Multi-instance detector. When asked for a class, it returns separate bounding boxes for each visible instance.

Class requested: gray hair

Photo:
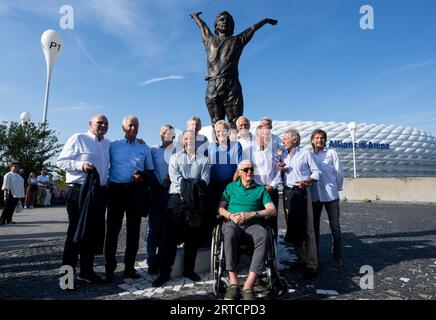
[238,160,253,170]
[187,116,201,125]
[214,120,230,131]
[236,116,250,126]
[260,116,273,128]
[122,115,139,126]
[160,124,175,138]
[283,129,301,146]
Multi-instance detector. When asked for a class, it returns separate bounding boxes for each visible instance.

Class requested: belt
[108,182,137,188]
[67,183,81,188]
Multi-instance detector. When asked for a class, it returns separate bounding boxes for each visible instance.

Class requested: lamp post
[20,112,32,124]
[41,29,63,124]
[348,121,358,178]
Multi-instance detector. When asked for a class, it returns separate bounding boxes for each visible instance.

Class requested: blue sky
[0,0,435,146]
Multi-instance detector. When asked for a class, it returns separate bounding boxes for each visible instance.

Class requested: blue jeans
[313,199,342,261]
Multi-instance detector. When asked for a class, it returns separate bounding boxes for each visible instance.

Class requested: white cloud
[0,84,14,92]
[140,75,186,86]
[74,35,105,74]
[52,102,103,112]
[381,58,436,77]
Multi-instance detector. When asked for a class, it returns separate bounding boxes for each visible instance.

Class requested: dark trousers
[62,186,95,274]
[266,188,279,236]
[0,194,19,224]
[105,183,144,273]
[283,187,307,247]
[157,194,201,277]
[147,186,169,269]
[313,200,342,261]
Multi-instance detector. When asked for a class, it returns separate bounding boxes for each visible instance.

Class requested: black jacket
[177,178,208,228]
[73,168,106,254]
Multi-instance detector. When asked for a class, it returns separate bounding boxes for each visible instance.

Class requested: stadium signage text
[329,140,390,150]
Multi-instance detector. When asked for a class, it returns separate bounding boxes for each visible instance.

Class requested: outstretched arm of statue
[189,11,213,41]
[241,18,278,44]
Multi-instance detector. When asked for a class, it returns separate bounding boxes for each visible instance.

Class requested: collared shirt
[2,172,25,198]
[280,146,321,188]
[151,142,177,185]
[250,143,282,189]
[56,130,111,186]
[221,180,272,215]
[108,138,154,183]
[37,175,49,187]
[168,150,210,194]
[237,132,256,161]
[310,148,344,202]
[208,140,242,182]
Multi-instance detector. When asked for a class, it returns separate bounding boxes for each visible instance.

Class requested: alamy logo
[59,265,74,290]
[359,265,374,289]
[59,5,74,30]
[360,5,375,30]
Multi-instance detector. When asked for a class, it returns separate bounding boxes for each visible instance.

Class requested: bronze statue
[190,11,278,129]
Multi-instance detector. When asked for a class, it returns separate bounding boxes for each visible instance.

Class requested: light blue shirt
[168,150,210,194]
[108,138,154,183]
[151,143,177,185]
[280,146,321,188]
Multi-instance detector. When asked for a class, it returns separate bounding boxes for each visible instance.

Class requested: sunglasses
[240,167,254,173]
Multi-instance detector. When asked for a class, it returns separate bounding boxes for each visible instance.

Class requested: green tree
[0,121,63,179]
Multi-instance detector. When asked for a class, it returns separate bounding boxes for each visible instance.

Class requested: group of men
[56,113,344,300]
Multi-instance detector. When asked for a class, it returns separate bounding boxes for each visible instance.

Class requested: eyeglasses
[240,167,254,173]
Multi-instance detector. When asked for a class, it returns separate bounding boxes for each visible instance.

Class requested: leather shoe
[148,265,159,275]
[303,268,317,280]
[183,272,201,282]
[77,272,105,284]
[105,272,115,283]
[123,269,141,279]
[152,275,170,287]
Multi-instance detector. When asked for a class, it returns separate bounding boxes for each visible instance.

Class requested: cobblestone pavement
[0,202,435,300]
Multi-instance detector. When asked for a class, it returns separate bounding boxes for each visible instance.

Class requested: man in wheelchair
[218,160,277,300]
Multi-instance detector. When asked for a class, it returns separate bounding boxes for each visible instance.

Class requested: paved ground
[0,201,435,300]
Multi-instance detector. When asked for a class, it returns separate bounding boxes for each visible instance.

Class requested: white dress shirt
[56,131,111,186]
[237,132,256,161]
[251,144,281,189]
[168,151,210,194]
[2,172,25,198]
[310,148,344,202]
[281,146,321,188]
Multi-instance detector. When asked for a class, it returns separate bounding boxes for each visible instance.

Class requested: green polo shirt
[221,180,272,214]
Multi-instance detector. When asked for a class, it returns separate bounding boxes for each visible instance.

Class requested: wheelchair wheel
[210,223,228,298]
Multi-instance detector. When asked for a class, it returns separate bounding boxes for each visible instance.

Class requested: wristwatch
[255,211,261,217]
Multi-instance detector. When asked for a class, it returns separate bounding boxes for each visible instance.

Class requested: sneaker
[77,272,105,284]
[224,284,240,300]
[331,259,343,270]
[183,271,201,282]
[152,275,170,287]
[241,289,255,301]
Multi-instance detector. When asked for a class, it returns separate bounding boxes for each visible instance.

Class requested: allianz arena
[202,120,436,178]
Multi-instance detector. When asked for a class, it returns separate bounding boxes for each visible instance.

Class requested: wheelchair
[210,216,288,300]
